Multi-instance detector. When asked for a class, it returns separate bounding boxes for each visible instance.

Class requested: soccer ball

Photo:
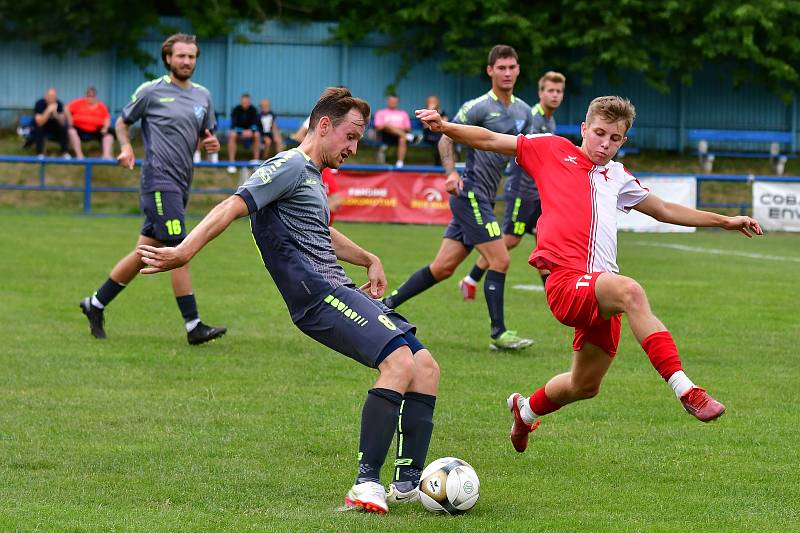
[418,457,480,514]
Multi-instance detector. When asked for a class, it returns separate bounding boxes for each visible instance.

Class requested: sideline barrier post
[83,161,93,215]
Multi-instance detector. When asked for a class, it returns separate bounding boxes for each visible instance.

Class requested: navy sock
[176,294,199,323]
[356,388,403,484]
[468,264,486,283]
[384,266,437,309]
[95,278,126,307]
[394,392,436,484]
[485,270,506,338]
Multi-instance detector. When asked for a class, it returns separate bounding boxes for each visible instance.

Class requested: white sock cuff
[185,318,201,332]
[520,396,537,424]
[91,294,104,309]
[668,370,694,398]
[464,276,477,285]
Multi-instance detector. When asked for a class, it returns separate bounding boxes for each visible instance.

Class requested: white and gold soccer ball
[418,457,480,514]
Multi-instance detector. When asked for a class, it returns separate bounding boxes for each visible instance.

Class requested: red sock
[641,331,683,381]
[529,387,561,416]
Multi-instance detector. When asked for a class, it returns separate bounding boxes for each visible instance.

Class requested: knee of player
[488,255,510,272]
[574,381,601,400]
[381,348,416,383]
[430,263,455,280]
[619,278,648,310]
[414,350,440,385]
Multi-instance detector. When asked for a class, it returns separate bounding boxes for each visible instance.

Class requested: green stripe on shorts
[154,191,163,216]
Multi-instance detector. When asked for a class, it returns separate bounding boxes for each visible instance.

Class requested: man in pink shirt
[374,94,412,167]
[416,96,763,452]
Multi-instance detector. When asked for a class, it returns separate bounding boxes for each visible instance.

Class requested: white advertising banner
[618,176,697,233]
[753,181,800,232]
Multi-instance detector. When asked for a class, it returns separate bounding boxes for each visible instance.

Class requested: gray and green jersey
[122,75,216,195]
[234,148,353,322]
[452,90,533,201]
[506,103,556,198]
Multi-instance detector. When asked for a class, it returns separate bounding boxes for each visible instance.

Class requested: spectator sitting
[374,94,413,168]
[421,95,448,166]
[226,93,261,173]
[33,87,70,158]
[258,98,285,158]
[66,86,114,160]
[291,116,310,144]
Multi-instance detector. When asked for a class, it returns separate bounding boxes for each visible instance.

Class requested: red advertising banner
[334,171,452,224]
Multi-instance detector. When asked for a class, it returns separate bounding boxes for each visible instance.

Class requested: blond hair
[585,96,636,133]
[538,71,566,91]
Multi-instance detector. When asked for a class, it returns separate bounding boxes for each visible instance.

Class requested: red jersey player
[416,96,763,452]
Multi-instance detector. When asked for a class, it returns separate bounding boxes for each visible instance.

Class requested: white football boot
[343,481,388,514]
[386,481,420,504]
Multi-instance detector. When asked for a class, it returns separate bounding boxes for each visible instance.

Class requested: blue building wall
[1,19,797,152]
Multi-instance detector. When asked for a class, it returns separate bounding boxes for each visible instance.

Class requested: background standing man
[79,33,226,345]
[460,71,566,298]
[384,45,534,351]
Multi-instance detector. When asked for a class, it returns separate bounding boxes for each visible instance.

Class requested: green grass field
[1,211,799,531]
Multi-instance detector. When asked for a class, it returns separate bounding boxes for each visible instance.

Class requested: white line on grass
[513,284,545,292]
[634,242,800,263]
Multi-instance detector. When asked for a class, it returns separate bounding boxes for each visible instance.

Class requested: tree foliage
[2,0,799,99]
[328,0,800,99]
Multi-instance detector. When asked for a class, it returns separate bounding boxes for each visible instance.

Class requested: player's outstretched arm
[634,194,763,237]
[138,195,249,273]
[330,227,387,298]
[415,109,517,156]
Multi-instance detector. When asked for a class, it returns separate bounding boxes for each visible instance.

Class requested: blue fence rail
[2,155,800,216]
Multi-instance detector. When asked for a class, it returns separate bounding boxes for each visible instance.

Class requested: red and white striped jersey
[515,134,649,273]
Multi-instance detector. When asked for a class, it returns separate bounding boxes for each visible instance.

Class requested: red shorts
[545,267,621,357]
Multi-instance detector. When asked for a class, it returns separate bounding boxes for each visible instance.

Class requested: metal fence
[2,155,799,216]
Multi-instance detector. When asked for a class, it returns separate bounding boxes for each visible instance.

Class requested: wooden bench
[687,129,795,175]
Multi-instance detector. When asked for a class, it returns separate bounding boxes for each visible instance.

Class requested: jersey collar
[488,90,516,104]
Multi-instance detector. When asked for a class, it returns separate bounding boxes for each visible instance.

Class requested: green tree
[2,0,799,98]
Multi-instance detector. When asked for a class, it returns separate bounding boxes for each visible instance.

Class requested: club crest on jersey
[564,156,578,165]
[516,119,526,132]
[193,105,206,121]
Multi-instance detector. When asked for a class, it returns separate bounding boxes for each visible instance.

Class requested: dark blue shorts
[296,285,422,369]
[443,191,501,247]
[502,194,542,236]
[140,191,187,244]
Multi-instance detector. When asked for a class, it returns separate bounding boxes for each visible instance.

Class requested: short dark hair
[241,93,251,99]
[308,87,371,132]
[161,33,199,70]
[487,44,518,66]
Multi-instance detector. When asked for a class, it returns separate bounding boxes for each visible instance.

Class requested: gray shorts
[140,191,187,244]
[443,191,501,247]
[502,194,542,237]
[296,285,419,369]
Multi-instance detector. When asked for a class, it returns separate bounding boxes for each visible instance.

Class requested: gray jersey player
[79,33,226,345]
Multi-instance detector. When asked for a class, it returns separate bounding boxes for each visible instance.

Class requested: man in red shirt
[66,86,114,159]
[416,96,762,452]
